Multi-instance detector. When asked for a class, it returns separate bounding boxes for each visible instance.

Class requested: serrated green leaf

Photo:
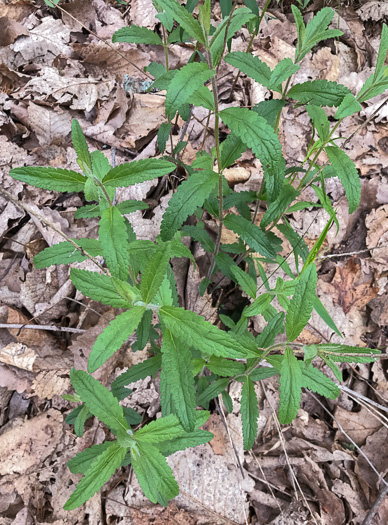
[99,206,130,280]
[269,58,300,91]
[313,295,342,337]
[165,63,213,117]
[68,442,114,475]
[248,366,279,381]
[221,390,233,413]
[276,221,309,264]
[191,85,215,111]
[158,123,172,153]
[197,377,230,406]
[69,269,131,308]
[91,150,111,180]
[288,80,350,107]
[157,429,214,456]
[111,354,162,400]
[116,200,148,214]
[286,264,317,341]
[224,51,271,88]
[206,356,245,376]
[74,204,101,219]
[161,330,196,432]
[102,159,175,188]
[252,99,286,129]
[161,170,218,241]
[299,362,340,399]
[131,442,179,504]
[159,306,253,359]
[70,369,128,433]
[74,404,91,437]
[325,146,361,214]
[256,312,285,348]
[9,166,86,192]
[220,133,246,170]
[135,414,186,444]
[220,107,285,200]
[141,243,171,303]
[34,239,101,269]
[224,214,282,259]
[321,355,342,382]
[306,104,330,141]
[112,25,163,45]
[373,23,388,82]
[315,344,380,363]
[261,185,299,228]
[241,376,258,450]
[278,347,302,424]
[64,443,126,510]
[231,265,257,299]
[210,8,255,66]
[335,93,362,120]
[72,119,92,172]
[88,307,145,373]
[244,293,272,317]
[157,0,205,43]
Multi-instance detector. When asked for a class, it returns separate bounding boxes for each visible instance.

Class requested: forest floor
[1,0,388,524]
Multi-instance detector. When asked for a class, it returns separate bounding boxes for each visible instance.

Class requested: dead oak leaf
[329,257,378,314]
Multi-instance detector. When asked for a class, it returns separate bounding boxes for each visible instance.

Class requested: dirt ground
[1,1,388,524]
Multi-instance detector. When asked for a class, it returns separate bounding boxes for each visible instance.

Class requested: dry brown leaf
[130,0,158,28]
[31,370,71,400]
[0,16,29,47]
[365,204,388,264]
[27,102,72,147]
[358,1,388,21]
[334,405,382,446]
[0,409,63,476]
[0,342,37,372]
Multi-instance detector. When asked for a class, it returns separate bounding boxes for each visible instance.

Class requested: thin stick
[308,392,388,489]
[0,323,85,334]
[316,243,388,260]
[362,478,388,525]
[55,3,152,79]
[0,187,108,275]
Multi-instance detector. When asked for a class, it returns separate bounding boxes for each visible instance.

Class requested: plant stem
[94,177,113,207]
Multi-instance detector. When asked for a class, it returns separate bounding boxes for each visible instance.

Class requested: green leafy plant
[8,0,388,511]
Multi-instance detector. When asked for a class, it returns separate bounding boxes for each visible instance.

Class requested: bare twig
[215,395,245,479]
[362,478,388,525]
[316,243,388,261]
[0,187,108,275]
[0,323,85,334]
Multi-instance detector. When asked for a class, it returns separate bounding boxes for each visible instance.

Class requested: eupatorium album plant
[9,0,388,510]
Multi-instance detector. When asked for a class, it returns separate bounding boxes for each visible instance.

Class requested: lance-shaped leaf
[299,362,340,399]
[256,311,285,348]
[224,214,282,259]
[220,133,246,170]
[99,206,130,280]
[313,343,380,363]
[224,51,271,88]
[288,80,350,107]
[64,443,127,510]
[244,293,272,317]
[135,414,186,444]
[278,347,302,424]
[161,330,196,432]
[113,25,163,45]
[131,442,179,504]
[268,58,300,91]
[70,269,133,308]
[160,170,218,241]
[71,119,92,172]
[231,265,257,299]
[102,159,175,188]
[157,429,214,456]
[111,354,161,400]
[157,0,206,44]
[70,369,128,433]
[335,93,362,120]
[88,306,145,373]
[206,356,245,377]
[220,107,285,200]
[197,378,230,406]
[9,166,86,192]
[325,146,361,214]
[141,243,171,303]
[286,264,317,342]
[34,239,102,268]
[67,442,115,475]
[165,62,213,116]
[241,376,259,450]
[159,306,255,359]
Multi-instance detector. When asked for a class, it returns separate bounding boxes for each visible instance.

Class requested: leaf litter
[1,0,388,523]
